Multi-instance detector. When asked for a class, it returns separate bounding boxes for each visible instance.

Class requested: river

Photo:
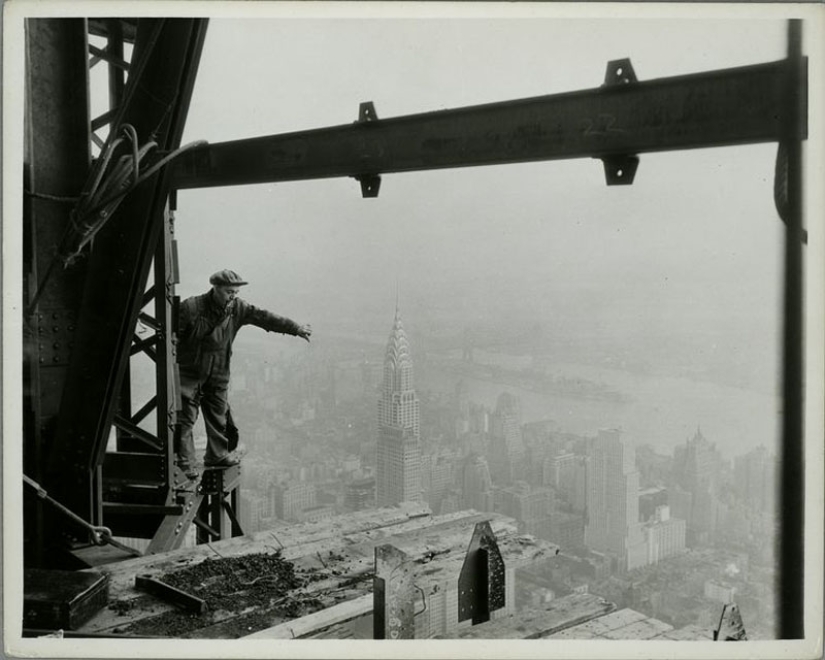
[418,350,781,459]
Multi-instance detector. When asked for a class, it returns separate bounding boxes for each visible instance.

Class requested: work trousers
[175,369,232,468]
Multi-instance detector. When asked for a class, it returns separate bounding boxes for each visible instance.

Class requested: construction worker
[175,269,311,479]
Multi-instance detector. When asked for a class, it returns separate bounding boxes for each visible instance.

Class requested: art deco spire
[382,306,414,394]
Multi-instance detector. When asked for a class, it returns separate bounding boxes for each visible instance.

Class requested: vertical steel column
[102,21,135,455]
[778,19,805,640]
[225,487,243,537]
[106,19,124,112]
[195,492,224,544]
[47,18,207,530]
[23,18,91,563]
[154,203,180,504]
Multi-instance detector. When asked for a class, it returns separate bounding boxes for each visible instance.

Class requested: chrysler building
[376,306,422,506]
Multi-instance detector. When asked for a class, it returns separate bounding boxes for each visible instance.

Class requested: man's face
[213,285,241,309]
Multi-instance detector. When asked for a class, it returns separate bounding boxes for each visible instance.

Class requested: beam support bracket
[458,520,505,625]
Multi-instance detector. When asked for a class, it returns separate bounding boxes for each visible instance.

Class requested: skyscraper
[734,445,777,515]
[673,428,723,544]
[376,307,422,506]
[585,428,647,572]
[460,452,494,512]
[488,392,526,485]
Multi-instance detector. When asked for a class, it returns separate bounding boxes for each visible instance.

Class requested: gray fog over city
[157,16,786,637]
[175,19,784,451]
[11,6,822,652]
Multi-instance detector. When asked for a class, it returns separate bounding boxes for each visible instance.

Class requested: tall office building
[376,307,422,506]
[734,445,777,515]
[545,450,587,511]
[673,428,723,543]
[585,428,647,572]
[460,452,495,512]
[673,427,721,492]
[488,392,526,485]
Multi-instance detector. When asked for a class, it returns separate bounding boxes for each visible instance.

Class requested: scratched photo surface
[5,4,823,659]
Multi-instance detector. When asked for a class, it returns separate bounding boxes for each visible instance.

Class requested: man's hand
[297,323,312,342]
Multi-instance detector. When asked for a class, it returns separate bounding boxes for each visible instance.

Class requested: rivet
[53,326,59,332]
[52,313,59,320]
[53,342,60,349]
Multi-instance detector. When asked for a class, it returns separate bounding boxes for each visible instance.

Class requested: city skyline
[226,311,782,636]
[6,4,821,652]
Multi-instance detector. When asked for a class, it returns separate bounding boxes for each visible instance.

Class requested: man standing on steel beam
[175,269,311,479]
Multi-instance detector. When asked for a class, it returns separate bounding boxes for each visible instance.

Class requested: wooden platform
[78,504,559,638]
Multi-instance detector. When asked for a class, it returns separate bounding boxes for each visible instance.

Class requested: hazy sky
[168,15,791,394]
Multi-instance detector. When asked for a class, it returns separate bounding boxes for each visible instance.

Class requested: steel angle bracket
[358,101,379,123]
[354,102,382,197]
[604,58,638,87]
[600,58,640,186]
[373,544,415,639]
[601,154,640,185]
[458,521,506,625]
[356,174,381,198]
[714,602,748,641]
[145,487,204,554]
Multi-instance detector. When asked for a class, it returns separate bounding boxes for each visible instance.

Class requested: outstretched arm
[238,300,311,341]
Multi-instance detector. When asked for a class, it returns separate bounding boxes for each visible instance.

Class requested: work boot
[176,457,200,481]
[204,454,241,469]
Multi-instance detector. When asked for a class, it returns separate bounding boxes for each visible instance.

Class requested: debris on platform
[112,550,324,638]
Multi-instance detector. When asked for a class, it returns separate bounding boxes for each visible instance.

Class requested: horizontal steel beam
[171,58,806,191]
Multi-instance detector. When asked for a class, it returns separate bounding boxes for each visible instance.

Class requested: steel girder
[45,18,209,533]
[23,18,92,564]
[170,58,806,192]
[778,20,805,640]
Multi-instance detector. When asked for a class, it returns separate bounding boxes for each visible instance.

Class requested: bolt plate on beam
[357,174,381,198]
[601,154,639,185]
[714,603,748,641]
[458,521,505,625]
[373,544,415,639]
[604,58,638,86]
[358,101,378,123]
[33,308,78,366]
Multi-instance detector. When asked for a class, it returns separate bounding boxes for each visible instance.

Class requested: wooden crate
[24,569,109,630]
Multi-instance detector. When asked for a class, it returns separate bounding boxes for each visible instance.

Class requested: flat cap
[209,269,248,287]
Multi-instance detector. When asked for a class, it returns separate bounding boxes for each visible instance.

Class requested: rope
[23,474,142,557]
[24,122,207,318]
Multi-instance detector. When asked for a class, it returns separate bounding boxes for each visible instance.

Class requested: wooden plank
[78,508,556,637]
[244,594,373,639]
[79,505,439,632]
[454,593,616,639]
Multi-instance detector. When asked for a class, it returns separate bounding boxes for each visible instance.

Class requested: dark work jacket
[177,290,300,382]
